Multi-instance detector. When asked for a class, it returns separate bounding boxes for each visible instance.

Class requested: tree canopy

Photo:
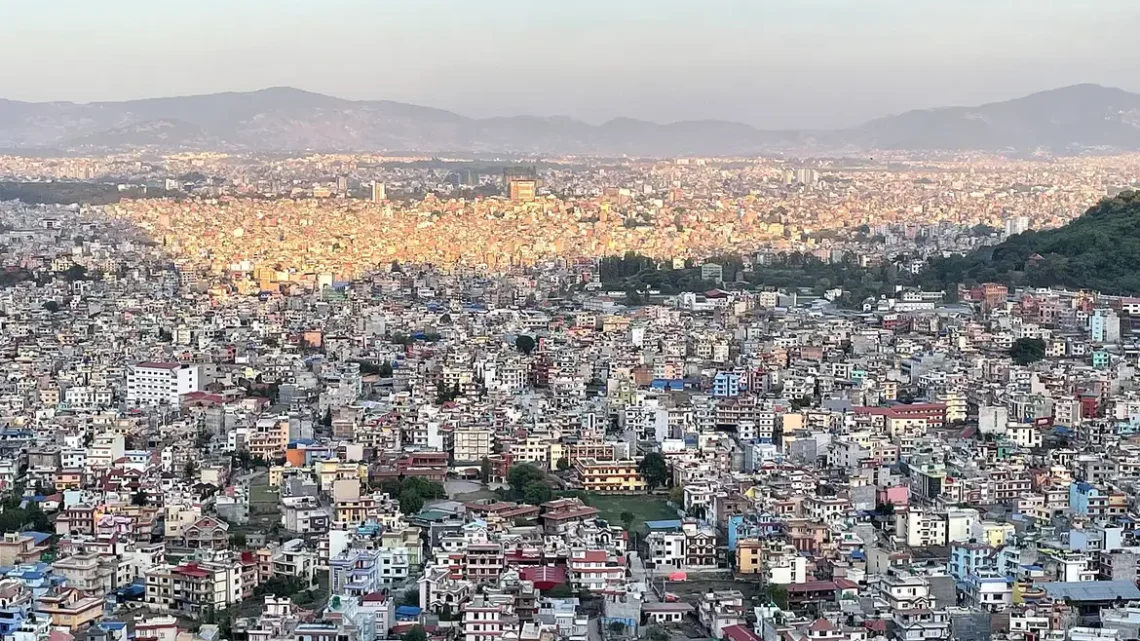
[508,464,546,493]
[1009,337,1046,366]
[638,452,670,491]
[515,334,536,356]
[918,191,1140,295]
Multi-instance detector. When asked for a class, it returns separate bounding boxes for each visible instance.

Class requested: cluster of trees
[597,251,919,309]
[507,463,554,505]
[435,380,462,404]
[1009,337,1046,366]
[0,181,168,205]
[355,360,395,377]
[242,378,281,404]
[0,268,34,288]
[374,477,447,515]
[255,575,309,598]
[918,191,1140,295]
[232,450,272,470]
[0,265,100,290]
[0,493,51,533]
[391,332,441,345]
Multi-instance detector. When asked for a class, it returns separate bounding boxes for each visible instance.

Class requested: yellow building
[574,458,646,493]
[335,495,376,526]
[268,465,286,488]
[974,521,1016,547]
[315,459,367,491]
[37,589,104,631]
[736,539,764,575]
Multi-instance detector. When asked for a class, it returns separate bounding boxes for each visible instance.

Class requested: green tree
[556,457,570,472]
[515,334,537,356]
[63,264,88,281]
[42,301,59,313]
[608,621,627,635]
[399,489,425,515]
[765,584,789,610]
[0,495,51,533]
[547,584,574,598]
[1009,337,1046,366]
[403,625,427,641]
[402,477,446,499]
[620,511,635,530]
[479,457,492,483]
[522,481,552,505]
[638,452,670,491]
[254,576,307,597]
[399,587,420,607]
[229,533,248,548]
[508,464,546,495]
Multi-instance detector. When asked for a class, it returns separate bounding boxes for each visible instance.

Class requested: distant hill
[2,84,1140,154]
[920,190,1140,294]
[846,84,1140,151]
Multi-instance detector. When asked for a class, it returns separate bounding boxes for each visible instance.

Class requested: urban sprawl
[3,151,1140,641]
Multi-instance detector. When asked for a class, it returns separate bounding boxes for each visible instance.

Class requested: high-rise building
[504,166,539,202]
[372,182,386,203]
[1004,216,1029,237]
[795,168,820,186]
[508,179,536,203]
[336,176,348,193]
[127,362,199,406]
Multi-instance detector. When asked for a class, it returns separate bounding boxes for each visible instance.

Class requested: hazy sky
[3,0,1140,129]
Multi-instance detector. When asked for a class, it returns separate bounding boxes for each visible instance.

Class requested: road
[628,551,659,603]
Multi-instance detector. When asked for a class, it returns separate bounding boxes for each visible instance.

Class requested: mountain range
[3,84,1140,155]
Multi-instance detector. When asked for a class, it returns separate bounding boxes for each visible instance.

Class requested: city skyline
[2,0,1139,129]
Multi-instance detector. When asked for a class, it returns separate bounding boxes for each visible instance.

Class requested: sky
[2,0,1140,129]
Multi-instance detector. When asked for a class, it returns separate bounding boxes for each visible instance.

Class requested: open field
[581,494,679,533]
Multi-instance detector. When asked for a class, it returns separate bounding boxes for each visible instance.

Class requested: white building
[127,362,199,406]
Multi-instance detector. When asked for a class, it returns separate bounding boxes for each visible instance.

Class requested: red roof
[574,550,609,563]
[722,625,762,641]
[175,563,211,578]
[519,565,567,589]
[808,619,836,632]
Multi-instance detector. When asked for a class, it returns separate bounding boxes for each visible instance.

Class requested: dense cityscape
[0,141,1139,641]
[7,4,1140,641]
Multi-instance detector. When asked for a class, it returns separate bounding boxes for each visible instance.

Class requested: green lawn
[249,475,279,515]
[582,494,678,533]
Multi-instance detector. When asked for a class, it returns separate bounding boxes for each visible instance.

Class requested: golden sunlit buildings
[504,166,538,203]
[508,179,536,203]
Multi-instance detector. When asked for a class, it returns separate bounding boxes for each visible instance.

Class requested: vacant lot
[249,475,279,513]
[583,494,678,533]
